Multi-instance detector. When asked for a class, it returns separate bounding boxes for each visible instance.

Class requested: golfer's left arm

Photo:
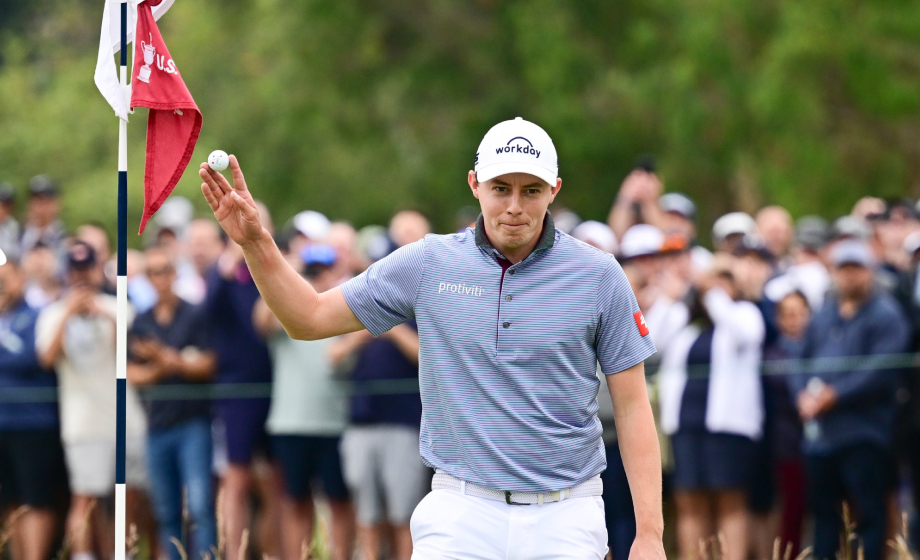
[606,362,665,560]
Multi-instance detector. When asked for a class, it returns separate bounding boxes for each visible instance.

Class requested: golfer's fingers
[201,183,220,212]
[198,166,226,197]
[232,191,259,221]
[198,162,232,195]
[198,169,226,206]
[228,155,249,193]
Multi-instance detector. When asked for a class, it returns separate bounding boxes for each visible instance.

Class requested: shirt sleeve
[35,303,64,356]
[340,239,426,336]
[596,258,657,375]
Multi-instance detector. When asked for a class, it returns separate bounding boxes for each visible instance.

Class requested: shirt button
[505,295,512,301]
[508,269,515,275]
[502,322,511,328]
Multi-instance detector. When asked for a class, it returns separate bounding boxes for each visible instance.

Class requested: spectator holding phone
[128,246,217,560]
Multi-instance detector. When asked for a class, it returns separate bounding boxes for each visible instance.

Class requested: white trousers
[410,489,608,559]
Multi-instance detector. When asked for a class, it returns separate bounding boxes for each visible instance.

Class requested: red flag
[130,0,201,233]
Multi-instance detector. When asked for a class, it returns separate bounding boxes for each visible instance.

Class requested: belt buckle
[504,490,526,506]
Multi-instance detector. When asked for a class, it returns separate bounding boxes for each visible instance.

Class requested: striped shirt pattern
[341,214,656,492]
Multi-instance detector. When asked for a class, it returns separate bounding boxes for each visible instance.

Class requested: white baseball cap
[293,210,331,240]
[619,224,664,260]
[572,220,618,254]
[475,117,558,186]
[712,212,756,243]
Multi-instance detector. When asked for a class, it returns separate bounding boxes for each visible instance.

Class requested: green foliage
[1,0,919,240]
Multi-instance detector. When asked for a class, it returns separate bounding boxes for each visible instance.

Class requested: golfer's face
[472,172,560,250]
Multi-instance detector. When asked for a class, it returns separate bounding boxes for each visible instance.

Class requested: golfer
[199,118,665,560]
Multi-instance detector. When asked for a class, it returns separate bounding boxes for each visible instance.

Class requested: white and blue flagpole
[115,0,129,558]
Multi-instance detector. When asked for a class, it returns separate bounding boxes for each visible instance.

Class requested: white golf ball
[208,150,229,171]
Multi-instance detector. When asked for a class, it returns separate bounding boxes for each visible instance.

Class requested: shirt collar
[474,212,556,257]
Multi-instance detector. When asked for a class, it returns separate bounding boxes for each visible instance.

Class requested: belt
[431,472,603,506]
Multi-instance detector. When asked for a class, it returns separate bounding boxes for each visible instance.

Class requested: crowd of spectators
[604,168,920,560]
[0,169,916,560]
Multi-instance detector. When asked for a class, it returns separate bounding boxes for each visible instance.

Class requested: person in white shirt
[36,242,147,560]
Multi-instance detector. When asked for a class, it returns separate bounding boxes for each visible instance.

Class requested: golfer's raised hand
[199,155,264,246]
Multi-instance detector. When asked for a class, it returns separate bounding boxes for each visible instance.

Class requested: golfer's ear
[468,170,481,200]
[549,177,562,201]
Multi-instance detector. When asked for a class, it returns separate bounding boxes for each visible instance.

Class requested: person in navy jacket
[789,240,911,560]
[0,256,67,560]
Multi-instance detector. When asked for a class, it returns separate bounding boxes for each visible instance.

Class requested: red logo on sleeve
[633,311,649,337]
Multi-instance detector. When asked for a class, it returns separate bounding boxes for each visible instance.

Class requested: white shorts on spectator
[64,439,147,496]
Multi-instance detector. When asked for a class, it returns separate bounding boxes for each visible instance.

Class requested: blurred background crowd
[2,0,920,559]
[0,166,916,560]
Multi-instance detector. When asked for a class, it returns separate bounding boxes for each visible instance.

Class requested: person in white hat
[712,212,756,254]
[199,117,665,560]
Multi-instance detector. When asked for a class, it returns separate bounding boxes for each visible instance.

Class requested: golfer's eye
[494,186,507,193]
[526,188,540,195]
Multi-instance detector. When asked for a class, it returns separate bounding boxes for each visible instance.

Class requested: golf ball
[208,150,229,171]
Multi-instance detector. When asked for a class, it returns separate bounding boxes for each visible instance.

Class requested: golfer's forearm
[241,233,364,340]
[616,401,664,538]
[608,365,664,539]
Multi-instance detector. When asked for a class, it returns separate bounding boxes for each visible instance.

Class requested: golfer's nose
[507,191,523,215]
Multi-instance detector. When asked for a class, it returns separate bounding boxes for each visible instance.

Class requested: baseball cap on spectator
[829,239,875,268]
[619,224,664,260]
[571,221,617,254]
[831,216,872,241]
[293,210,331,240]
[659,193,696,220]
[712,212,755,246]
[28,175,59,198]
[661,233,690,253]
[733,232,774,261]
[0,183,15,204]
[475,117,558,187]
[301,244,337,266]
[903,230,920,257]
[881,198,919,222]
[795,216,829,251]
[67,242,97,270]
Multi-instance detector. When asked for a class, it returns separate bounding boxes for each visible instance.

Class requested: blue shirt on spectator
[349,320,422,428]
[0,300,58,430]
[789,290,910,455]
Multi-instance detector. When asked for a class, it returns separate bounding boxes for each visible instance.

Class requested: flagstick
[115,1,129,559]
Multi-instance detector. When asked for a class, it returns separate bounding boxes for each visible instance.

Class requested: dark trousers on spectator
[602,441,635,560]
[807,443,889,560]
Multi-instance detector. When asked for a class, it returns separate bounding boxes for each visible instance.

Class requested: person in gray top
[199,118,665,560]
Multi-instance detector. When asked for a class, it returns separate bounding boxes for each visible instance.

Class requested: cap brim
[833,259,870,268]
[476,162,557,187]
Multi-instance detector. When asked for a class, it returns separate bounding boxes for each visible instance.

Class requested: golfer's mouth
[501,223,528,231]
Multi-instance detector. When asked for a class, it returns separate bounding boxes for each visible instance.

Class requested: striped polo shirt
[341,213,656,492]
